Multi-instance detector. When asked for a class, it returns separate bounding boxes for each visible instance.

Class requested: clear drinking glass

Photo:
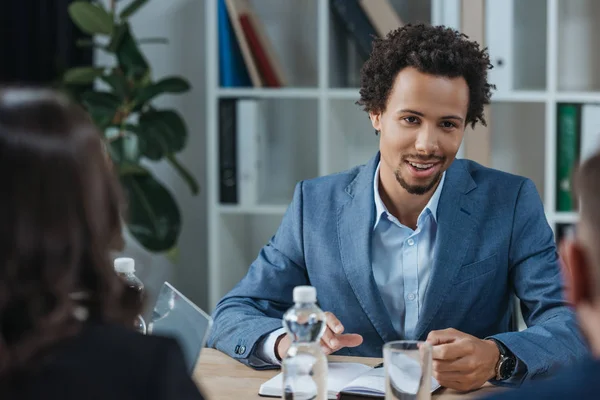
[383,340,433,400]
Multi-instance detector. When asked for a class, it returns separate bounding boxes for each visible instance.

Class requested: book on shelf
[580,104,600,163]
[485,0,514,93]
[223,0,286,88]
[358,0,403,38]
[218,98,268,206]
[236,99,266,206]
[219,99,238,204]
[258,361,440,399]
[461,0,491,167]
[218,0,251,87]
[235,0,286,87]
[224,0,263,87]
[556,103,600,212]
[331,0,379,60]
[556,103,580,212]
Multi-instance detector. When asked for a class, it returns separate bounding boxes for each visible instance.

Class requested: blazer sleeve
[490,178,588,386]
[207,182,309,368]
[147,338,206,400]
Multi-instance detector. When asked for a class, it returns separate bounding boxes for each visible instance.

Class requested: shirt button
[407,293,416,301]
[239,345,246,354]
[407,238,415,246]
[234,345,240,354]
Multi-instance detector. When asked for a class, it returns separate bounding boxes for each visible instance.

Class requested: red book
[239,15,281,87]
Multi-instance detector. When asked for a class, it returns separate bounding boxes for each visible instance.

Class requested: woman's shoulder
[5,321,202,400]
[73,321,182,360]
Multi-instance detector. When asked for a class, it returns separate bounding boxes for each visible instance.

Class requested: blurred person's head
[561,152,600,355]
[357,24,493,196]
[0,87,141,378]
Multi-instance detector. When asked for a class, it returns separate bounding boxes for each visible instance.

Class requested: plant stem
[167,154,199,195]
[110,0,116,15]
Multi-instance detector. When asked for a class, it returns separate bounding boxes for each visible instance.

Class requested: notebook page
[343,359,441,395]
[342,367,386,395]
[259,362,372,398]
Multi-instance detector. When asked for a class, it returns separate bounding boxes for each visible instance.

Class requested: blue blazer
[208,154,587,385]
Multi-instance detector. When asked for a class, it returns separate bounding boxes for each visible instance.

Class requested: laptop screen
[147,282,212,374]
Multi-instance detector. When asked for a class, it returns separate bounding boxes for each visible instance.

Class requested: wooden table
[194,348,504,400]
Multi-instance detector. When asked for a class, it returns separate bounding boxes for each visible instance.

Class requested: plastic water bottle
[282,286,328,400]
[114,257,146,334]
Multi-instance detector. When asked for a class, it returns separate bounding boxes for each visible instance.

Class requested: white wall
[96,0,208,312]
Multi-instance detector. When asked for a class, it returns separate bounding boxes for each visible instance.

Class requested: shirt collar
[373,162,446,229]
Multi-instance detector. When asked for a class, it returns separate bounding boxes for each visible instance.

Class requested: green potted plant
[62,0,198,255]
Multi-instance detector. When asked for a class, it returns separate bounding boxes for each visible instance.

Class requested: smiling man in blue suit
[208,24,586,391]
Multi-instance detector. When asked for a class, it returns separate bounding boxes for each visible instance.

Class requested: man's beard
[394,157,445,195]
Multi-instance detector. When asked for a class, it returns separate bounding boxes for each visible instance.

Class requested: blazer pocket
[453,253,498,284]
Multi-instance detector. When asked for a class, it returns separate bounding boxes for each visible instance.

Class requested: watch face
[500,357,517,380]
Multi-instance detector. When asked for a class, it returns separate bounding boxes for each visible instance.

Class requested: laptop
[147,282,213,374]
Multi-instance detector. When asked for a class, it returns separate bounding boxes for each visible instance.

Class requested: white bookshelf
[205,0,593,310]
[205,0,461,310]
[486,0,598,244]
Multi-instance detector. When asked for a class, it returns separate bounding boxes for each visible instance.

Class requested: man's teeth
[409,162,433,169]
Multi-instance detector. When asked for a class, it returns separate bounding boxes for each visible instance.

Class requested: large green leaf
[109,131,140,164]
[120,0,149,19]
[137,110,187,160]
[63,66,105,84]
[116,23,149,80]
[134,77,191,108]
[81,91,121,129]
[106,24,128,53]
[68,2,114,35]
[101,72,128,99]
[121,172,181,252]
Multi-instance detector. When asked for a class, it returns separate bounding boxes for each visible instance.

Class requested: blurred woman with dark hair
[0,87,205,399]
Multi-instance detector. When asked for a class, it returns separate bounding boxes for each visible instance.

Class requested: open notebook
[258,361,441,399]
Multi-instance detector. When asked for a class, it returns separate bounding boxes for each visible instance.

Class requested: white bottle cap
[293,286,316,303]
[114,257,135,274]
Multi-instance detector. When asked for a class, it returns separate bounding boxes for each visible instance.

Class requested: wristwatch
[487,338,517,381]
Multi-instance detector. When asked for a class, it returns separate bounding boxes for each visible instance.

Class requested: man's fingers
[427,328,460,345]
[337,333,363,348]
[433,369,467,382]
[431,342,468,361]
[321,330,362,351]
[324,312,344,334]
[321,327,339,349]
[432,357,473,373]
[433,377,473,392]
[319,340,334,355]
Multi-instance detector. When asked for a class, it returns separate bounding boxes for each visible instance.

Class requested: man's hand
[427,328,500,392]
[276,312,363,359]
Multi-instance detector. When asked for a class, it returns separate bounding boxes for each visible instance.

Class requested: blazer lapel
[337,154,397,343]
[413,161,478,340]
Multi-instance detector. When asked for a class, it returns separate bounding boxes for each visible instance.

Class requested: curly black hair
[357,24,495,129]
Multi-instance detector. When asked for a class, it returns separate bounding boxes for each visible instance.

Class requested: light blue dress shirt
[372,162,445,338]
[254,162,446,365]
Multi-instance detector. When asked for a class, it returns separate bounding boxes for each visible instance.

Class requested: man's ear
[369,112,381,132]
[562,239,594,305]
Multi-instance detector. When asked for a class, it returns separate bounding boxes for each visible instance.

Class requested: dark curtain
[0,0,92,85]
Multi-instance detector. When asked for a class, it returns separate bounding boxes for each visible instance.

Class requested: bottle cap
[293,286,316,303]
[114,257,135,274]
